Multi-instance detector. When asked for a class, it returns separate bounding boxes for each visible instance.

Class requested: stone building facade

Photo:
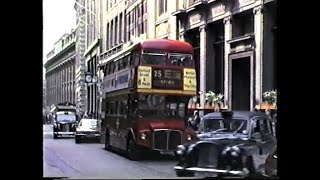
[45,30,77,107]
[173,0,277,110]
[82,0,101,118]
[74,0,87,114]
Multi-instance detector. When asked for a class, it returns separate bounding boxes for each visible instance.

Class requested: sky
[43,0,76,65]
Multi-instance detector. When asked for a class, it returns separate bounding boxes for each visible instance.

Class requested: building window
[115,16,118,45]
[119,13,123,43]
[106,23,110,50]
[126,12,129,43]
[158,0,167,17]
[143,0,147,34]
[130,11,134,37]
[111,20,114,47]
[134,7,137,37]
[138,3,142,36]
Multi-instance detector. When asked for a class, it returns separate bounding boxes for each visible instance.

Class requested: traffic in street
[43,125,189,179]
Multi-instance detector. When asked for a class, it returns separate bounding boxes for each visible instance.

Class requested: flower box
[255,103,277,110]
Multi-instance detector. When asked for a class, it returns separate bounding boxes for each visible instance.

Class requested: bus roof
[140,39,193,54]
[99,39,194,66]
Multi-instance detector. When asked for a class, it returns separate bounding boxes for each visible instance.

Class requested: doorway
[231,57,250,110]
[184,29,200,92]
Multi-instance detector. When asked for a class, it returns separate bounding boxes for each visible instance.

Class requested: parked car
[75,118,101,143]
[174,111,277,178]
[264,146,277,178]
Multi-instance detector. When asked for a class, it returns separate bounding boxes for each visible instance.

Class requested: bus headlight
[140,133,147,140]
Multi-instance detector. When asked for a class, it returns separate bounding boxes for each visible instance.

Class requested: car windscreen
[82,119,100,128]
[56,114,76,122]
[202,118,248,134]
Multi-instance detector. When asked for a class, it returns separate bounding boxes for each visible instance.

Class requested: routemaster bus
[98,39,197,160]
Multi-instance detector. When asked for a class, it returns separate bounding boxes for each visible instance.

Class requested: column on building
[66,63,69,103]
[63,64,66,103]
[88,59,92,114]
[55,69,57,105]
[66,64,68,103]
[68,61,71,103]
[95,57,98,118]
[60,67,63,103]
[50,73,52,106]
[86,61,90,113]
[199,24,207,107]
[90,59,94,114]
[55,68,58,104]
[223,16,232,107]
[56,68,59,104]
[61,66,64,103]
[66,62,70,103]
[57,68,59,104]
[93,57,96,118]
[58,67,60,103]
[69,60,72,103]
[71,58,76,104]
[65,63,68,103]
[53,70,56,105]
[47,74,50,106]
[64,64,67,103]
[51,70,53,105]
[49,73,51,106]
[179,19,186,41]
[70,60,73,103]
[254,5,264,104]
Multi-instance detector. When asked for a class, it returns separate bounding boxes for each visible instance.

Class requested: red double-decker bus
[99,39,197,160]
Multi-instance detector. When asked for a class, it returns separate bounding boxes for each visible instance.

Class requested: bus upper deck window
[169,54,193,67]
[141,52,166,65]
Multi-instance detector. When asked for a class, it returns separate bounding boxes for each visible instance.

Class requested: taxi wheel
[53,133,58,139]
[75,136,81,144]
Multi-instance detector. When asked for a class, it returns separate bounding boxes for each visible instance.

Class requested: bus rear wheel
[104,131,111,151]
[127,137,141,161]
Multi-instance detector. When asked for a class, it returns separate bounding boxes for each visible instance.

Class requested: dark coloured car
[75,118,101,144]
[53,111,77,139]
[174,111,277,178]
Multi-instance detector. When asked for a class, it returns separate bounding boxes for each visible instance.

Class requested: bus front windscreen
[141,52,193,67]
[137,94,188,119]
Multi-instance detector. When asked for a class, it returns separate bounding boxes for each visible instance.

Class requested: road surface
[43,125,187,179]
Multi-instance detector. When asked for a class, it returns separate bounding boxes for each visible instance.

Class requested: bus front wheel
[127,137,141,161]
